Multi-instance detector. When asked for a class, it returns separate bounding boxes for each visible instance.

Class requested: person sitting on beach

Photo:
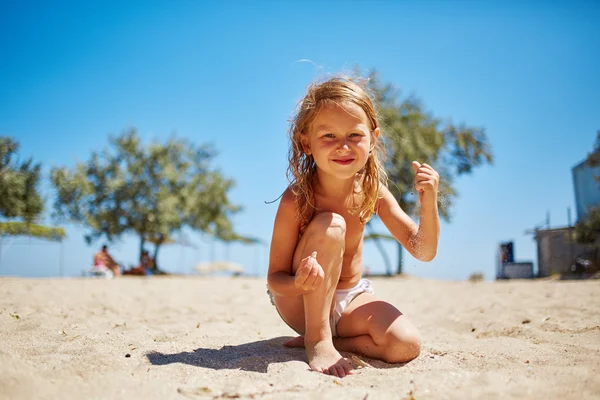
[267,76,440,378]
[123,250,153,276]
[94,245,121,276]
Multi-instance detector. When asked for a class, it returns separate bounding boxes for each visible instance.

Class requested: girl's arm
[377,183,440,262]
[267,188,311,296]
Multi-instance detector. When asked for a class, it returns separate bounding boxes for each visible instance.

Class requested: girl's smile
[332,157,355,165]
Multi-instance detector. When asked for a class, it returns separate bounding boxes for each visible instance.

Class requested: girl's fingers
[415,163,439,177]
[414,163,439,196]
[416,180,437,191]
[295,262,310,284]
[297,252,321,289]
[307,264,324,289]
[307,265,319,287]
[411,161,421,173]
[416,171,439,185]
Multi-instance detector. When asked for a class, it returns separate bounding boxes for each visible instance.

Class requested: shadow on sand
[146,336,406,373]
[146,336,304,373]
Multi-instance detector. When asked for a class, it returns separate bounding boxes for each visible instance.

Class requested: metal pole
[568,207,574,272]
[59,241,65,277]
[254,244,259,277]
[0,235,3,273]
[263,243,268,277]
[211,236,215,262]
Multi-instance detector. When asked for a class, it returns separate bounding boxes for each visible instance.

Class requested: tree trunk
[396,242,404,275]
[366,223,393,276]
[139,236,146,261]
[153,235,163,271]
[153,244,160,268]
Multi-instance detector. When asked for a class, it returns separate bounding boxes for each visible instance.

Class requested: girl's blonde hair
[287,76,388,229]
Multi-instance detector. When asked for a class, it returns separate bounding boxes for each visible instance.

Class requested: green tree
[585,130,600,169]
[0,137,44,223]
[0,137,65,270]
[51,129,240,267]
[364,71,494,274]
[574,206,600,244]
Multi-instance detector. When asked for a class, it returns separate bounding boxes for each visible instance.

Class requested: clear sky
[1,0,598,280]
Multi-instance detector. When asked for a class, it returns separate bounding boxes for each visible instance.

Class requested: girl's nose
[337,141,350,153]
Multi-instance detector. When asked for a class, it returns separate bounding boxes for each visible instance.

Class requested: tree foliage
[574,205,600,244]
[585,130,600,169]
[0,137,44,223]
[363,70,494,274]
[0,222,65,241]
[51,129,241,263]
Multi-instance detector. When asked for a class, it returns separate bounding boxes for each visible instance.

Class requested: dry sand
[1,275,599,400]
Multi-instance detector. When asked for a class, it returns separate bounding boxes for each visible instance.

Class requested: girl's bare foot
[305,339,353,378]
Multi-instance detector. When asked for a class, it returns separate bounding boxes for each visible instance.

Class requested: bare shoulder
[280,185,297,205]
[278,186,300,215]
[273,185,302,232]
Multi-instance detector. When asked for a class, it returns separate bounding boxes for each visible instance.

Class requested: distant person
[140,250,156,273]
[123,250,153,276]
[266,76,440,377]
[93,245,121,276]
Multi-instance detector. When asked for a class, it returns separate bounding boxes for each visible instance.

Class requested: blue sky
[1,0,598,280]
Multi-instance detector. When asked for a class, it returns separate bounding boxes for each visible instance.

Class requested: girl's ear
[370,128,381,153]
[372,127,380,141]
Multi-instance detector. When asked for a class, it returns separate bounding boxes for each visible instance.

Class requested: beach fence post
[254,244,259,276]
[0,235,3,272]
[210,236,215,262]
[59,242,65,277]
[568,207,574,269]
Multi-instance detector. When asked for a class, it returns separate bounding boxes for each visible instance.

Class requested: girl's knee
[309,212,346,240]
[382,332,421,364]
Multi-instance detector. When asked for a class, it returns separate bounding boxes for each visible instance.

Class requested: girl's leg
[273,212,353,377]
[334,293,421,363]
[285,293,421,364]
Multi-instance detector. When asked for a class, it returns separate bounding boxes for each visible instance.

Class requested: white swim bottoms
[330,278,374,337]
[266,278,375,337]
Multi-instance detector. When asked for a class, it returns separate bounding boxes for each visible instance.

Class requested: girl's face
[304,102,379,181]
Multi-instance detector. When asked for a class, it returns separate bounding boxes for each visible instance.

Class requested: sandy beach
[1,275,599,400]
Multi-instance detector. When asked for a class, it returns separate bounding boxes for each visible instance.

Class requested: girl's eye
[350,133,363,138]
[324,133,336,138]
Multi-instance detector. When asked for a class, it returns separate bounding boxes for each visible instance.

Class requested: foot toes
[342,360,353,375]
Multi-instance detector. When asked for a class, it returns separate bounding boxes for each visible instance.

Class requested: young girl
[267,76,440,378]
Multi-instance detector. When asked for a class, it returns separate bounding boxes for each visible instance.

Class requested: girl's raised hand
[412,161,440,202]
[294,251,324,293]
